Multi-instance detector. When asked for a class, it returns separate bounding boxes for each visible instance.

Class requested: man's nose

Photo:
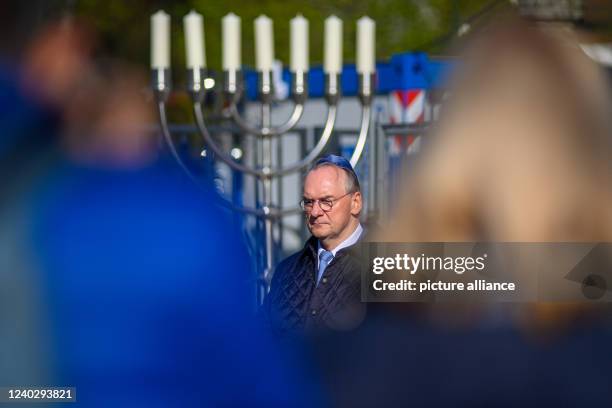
[310,201,324,217]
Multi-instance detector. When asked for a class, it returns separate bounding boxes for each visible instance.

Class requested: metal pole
[260,71,274,306]
[367,108,377,220]
[376,108,387,223]
[277,135,284,251]
[262,107,273,305]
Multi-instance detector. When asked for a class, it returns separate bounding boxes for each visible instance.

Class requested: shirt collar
[317,223,363,260]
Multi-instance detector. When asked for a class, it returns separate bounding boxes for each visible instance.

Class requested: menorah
[150,9,376,303]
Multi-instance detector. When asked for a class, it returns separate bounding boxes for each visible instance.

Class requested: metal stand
[153,67,375,305]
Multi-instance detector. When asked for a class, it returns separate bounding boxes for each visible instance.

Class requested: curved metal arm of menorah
[228,101,304,137]
[349,73,375,167]
[192,101,270,179]
[349,103,371,168]
[157,99,200,187]
[156,98,275,217]
[194,101,338,178]
[153,69,374,219]
[225,69,307,137]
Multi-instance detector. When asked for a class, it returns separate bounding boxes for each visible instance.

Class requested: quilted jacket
[262,235,366,335]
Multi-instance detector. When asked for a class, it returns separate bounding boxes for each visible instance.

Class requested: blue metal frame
[243,52,455,100]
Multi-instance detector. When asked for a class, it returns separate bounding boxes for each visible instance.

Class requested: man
[263,155,366,335]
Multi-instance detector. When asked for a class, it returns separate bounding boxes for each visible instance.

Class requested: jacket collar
[303,227,368,260]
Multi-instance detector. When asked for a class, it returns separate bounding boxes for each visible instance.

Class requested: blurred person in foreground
[384,25,612,243]
[312,18,612,407]
[262,155,366,335]
[0,17,320,407]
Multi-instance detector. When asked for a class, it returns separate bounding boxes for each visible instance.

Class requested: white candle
[151,10,171,69]
[290,14,309,72]
[254,15,274,72]
[324,15,342,74]
[356,16,375,74]
[183,10,206,69]
[222,12,241,71]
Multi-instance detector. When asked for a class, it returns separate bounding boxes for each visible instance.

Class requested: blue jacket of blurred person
[0,41,319,405]
[23,157,320,407]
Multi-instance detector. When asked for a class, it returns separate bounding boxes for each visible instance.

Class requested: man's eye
[303,200,314,206]
[321,200,333,207]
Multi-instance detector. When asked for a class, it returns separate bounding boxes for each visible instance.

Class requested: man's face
[303,166,362,243]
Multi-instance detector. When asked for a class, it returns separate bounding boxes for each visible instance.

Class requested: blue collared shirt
[316,223,363,283]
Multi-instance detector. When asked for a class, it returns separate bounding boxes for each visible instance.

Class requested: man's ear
[351,191,362,216]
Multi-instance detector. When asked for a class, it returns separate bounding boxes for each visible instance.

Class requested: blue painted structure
[243,52,455,100]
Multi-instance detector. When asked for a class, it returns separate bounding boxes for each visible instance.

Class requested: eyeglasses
[300,192,353,212]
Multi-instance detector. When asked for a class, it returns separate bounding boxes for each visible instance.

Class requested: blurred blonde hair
[377,19,612,333]
[381,19,612,243]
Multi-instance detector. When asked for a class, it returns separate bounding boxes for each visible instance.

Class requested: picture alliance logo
[372,253,488,275]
